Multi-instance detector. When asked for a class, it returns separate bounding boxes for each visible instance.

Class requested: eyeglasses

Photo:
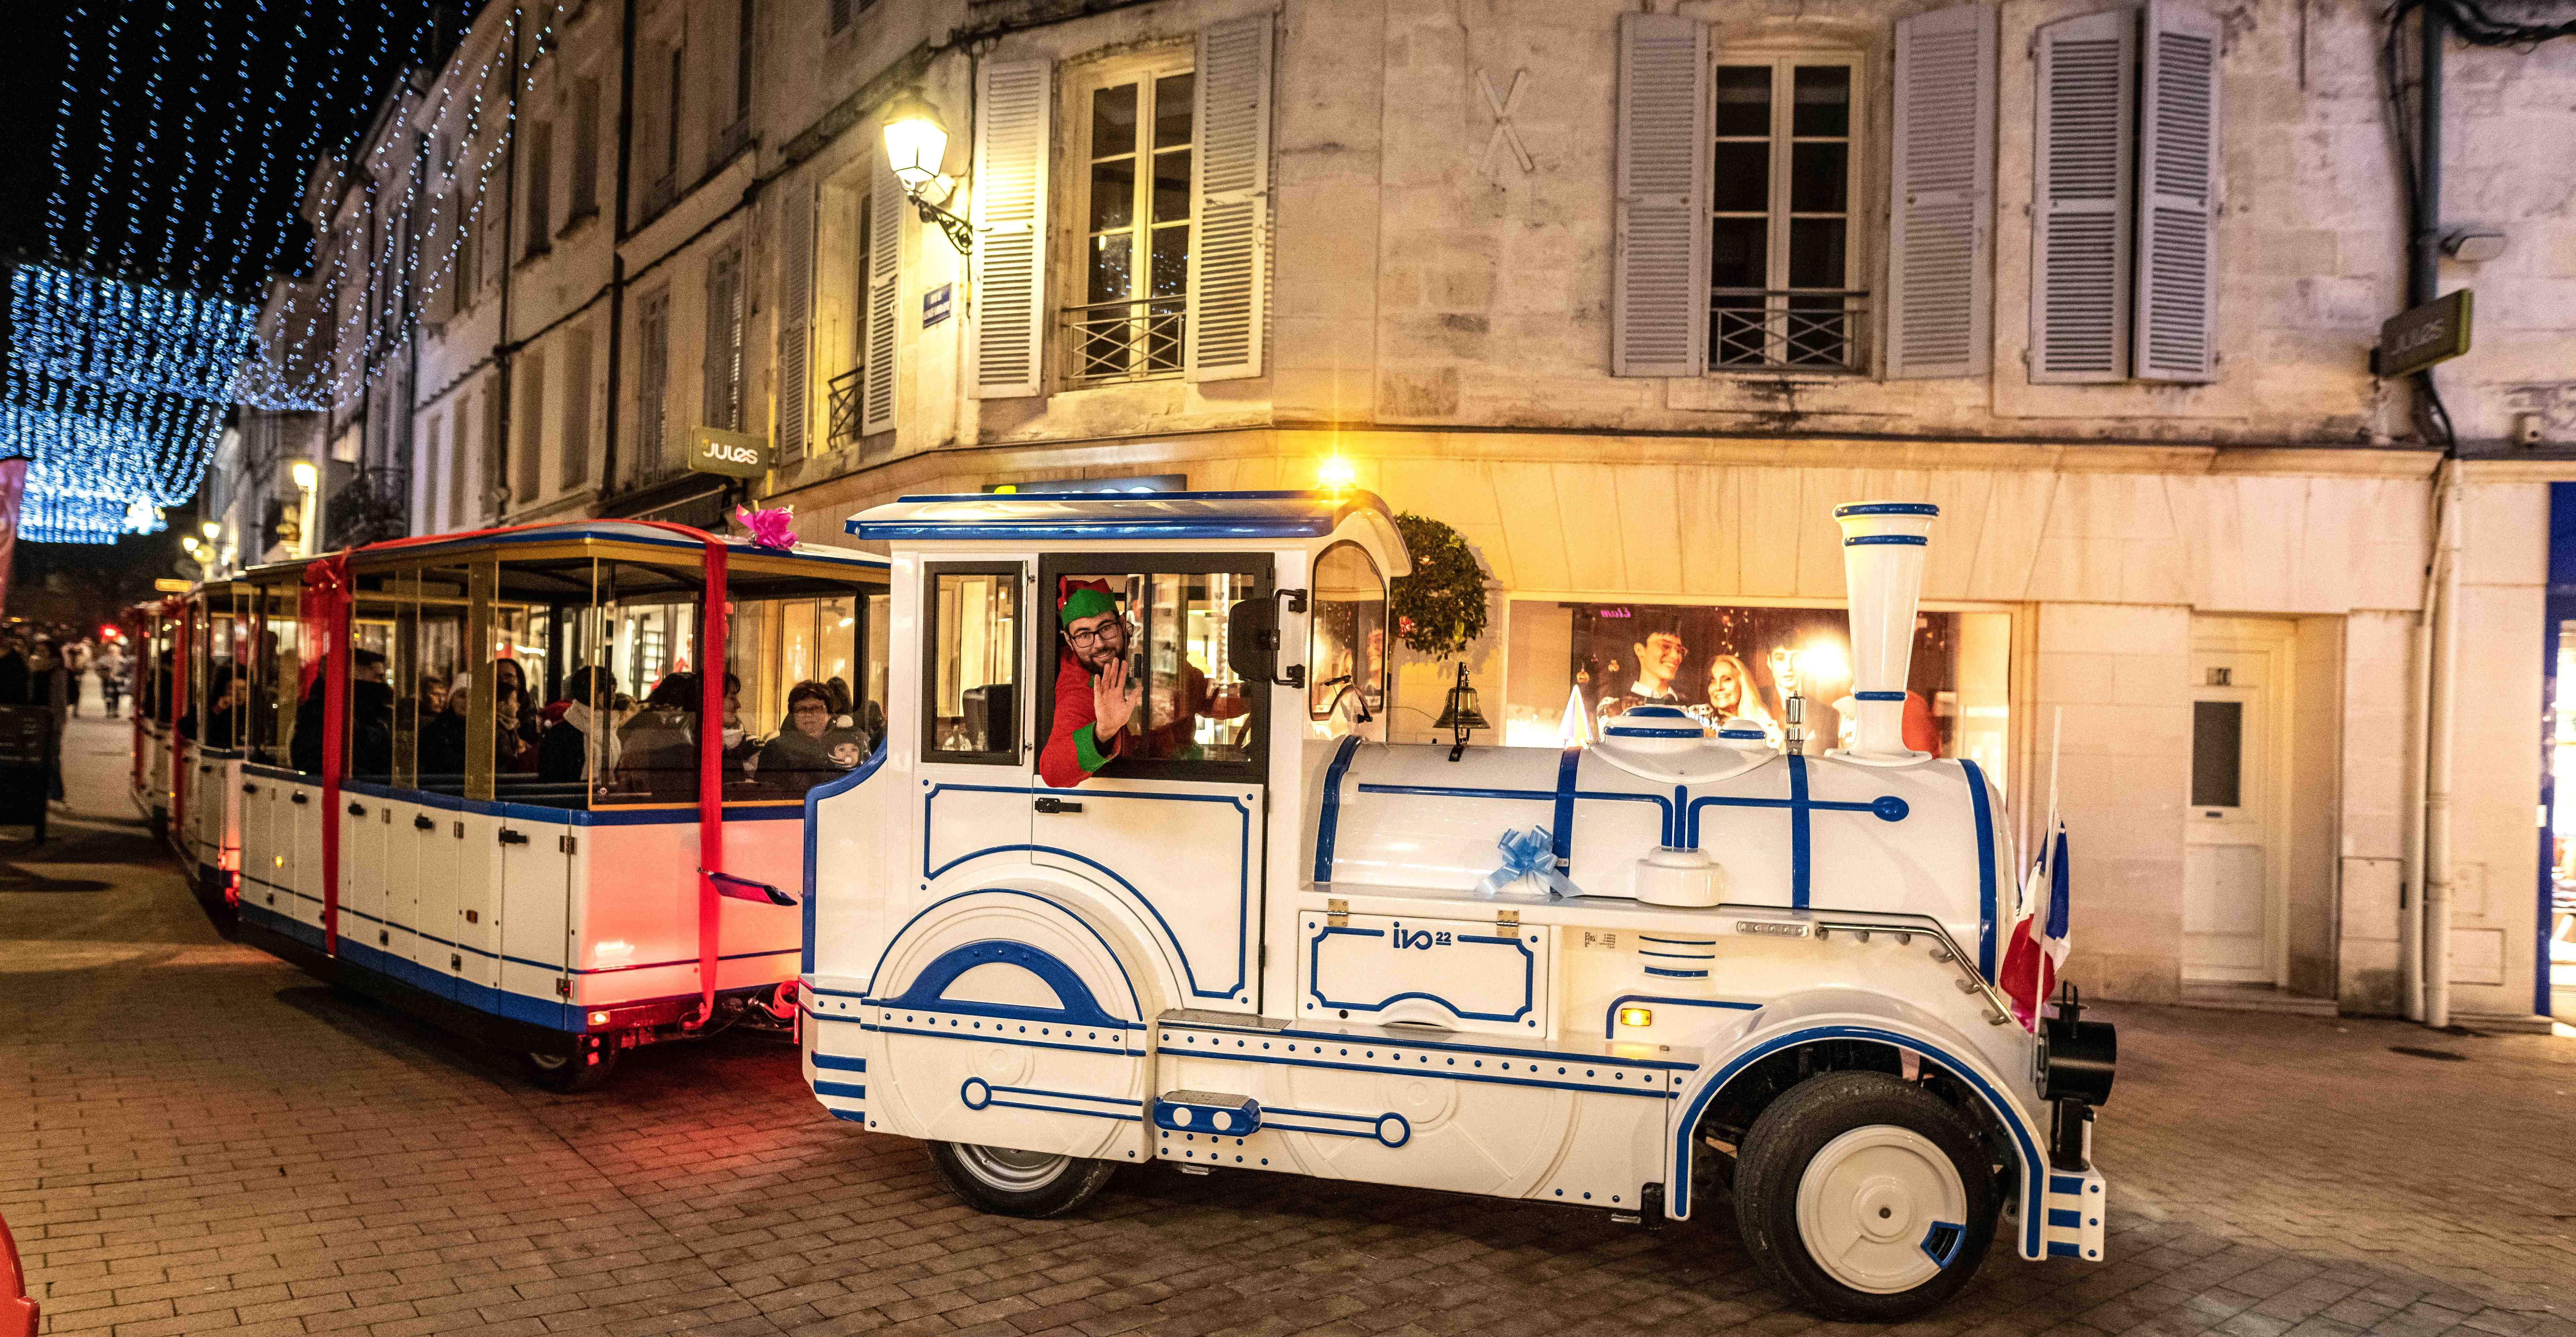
[1066,624,1119,647]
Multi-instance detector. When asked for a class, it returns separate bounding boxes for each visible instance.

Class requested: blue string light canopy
[4,0,456,543]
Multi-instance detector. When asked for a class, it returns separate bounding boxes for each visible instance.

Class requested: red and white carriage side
[227,521,888,1088]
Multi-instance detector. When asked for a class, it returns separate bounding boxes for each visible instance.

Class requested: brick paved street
[4,711,2573,1337]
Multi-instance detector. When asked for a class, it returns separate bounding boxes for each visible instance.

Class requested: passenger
[177,665,239,749]
[616,673,703,798]
[538,667,619,786]
[290,648,393,777]
[417,672,450,718]
[494,676,539,775]
[418,671,471,783]
[757,681,866,796]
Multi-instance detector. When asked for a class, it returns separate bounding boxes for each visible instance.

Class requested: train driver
[1037,578,1140,789]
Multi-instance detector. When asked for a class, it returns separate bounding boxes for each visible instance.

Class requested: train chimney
[1831,501,1938,765]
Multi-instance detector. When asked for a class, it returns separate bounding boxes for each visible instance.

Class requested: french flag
[2000,820,2070,1030]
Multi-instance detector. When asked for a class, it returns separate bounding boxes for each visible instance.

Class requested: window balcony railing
[826,365,863,447]
[324,465,411,550]
[1710,289,1870,375]
[1061,296,1186,387]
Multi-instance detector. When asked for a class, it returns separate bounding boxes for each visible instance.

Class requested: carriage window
[925,567,1020,762]
[1309,544,1387,728]
[1040,561,1265,777]
[253,584,301,769]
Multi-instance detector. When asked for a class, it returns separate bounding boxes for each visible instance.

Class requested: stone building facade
[222,0,2576,1027]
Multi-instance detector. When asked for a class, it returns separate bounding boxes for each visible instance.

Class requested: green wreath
[1388,512,1489,659]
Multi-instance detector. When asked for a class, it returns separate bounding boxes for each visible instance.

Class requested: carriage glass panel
[924,566,1022,763]
[726,569,878,799]
[343,573,402,784]
[253,582,301,770]
[1308,542,1387,735]
[408,565,475,795]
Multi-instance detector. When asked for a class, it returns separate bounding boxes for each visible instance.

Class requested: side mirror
[1227,596,1304,689]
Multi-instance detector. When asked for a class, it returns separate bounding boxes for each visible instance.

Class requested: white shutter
[1611,12,1709,378]
[1186,14,1274,382]
[2134,0,2220,382]
[2028,8,2135,383]
[969,59,1050,399]
[861,154,903,435]
[777,177,815,460]
[1885,4,1997,380]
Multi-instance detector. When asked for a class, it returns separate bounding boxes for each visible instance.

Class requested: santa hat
[1058,577,1120,627]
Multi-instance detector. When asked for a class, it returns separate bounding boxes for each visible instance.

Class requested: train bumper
[2042,1165,2107,1262]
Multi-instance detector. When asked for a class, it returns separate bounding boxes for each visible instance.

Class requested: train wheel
[520,1044,621,1093]
[926,1142,1116,1219]
[1732,1071,1998,1321]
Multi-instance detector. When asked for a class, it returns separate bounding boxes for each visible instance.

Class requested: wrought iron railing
[324,466,412,550]
[826,366,864,447]
[1061,296,1186,386]
[1709,289,1870,374]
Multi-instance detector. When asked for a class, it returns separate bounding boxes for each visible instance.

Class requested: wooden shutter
[861,154,903,435]
[777,179,815,460]
[1612,12,1709,378]
[1885,4,1997,380]
[1186,14,1274,382]
[2134,0,2220,382]
[969,59,1050,399]
[2028,8,2135,383]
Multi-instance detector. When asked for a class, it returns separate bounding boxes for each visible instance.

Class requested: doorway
[2185,619,2296,986]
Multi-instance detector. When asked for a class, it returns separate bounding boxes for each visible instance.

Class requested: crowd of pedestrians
[0,624,127,808]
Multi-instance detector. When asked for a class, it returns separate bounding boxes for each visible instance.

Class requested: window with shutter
[2134,0,2219,382]
[1064,56,1193,387]
[970,60,1051,399]
[559,328,593,491]
[1185,14,1271,383]
[704,244,746,434]
[2028,9,2135,384]
[1885,4,1996,380]
[1707,52,1866,373]
[1612,13,1709,378]
[861,154,902,434]
[777,183,815,460]
[515,352,547,504]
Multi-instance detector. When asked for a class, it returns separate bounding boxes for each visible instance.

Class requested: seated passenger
[289,648,393,777]
[418,671,470,783]
[538,667,618,786]
[615,672,701,798]
[1038,579,1139,789]
[756,681,866,796]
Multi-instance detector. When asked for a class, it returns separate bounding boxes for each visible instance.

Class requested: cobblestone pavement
[4,712,2574,1337]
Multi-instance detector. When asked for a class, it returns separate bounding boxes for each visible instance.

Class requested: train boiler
[801,491,2117,1319]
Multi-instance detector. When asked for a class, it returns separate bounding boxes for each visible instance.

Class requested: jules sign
[687,426,773,479]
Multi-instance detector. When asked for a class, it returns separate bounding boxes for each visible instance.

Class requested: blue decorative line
[1844,534,1927,547]
[1354,778,1678,848]
[1833,502,1940,518]
[1962,759,1999,981]
[1261,1106,1410,1148]
[1157,1044,1675,1101]
[1854,690,1908,702]
[810,1053,866,1073]
[1667,1024,2044,1256]
[878,939,1134,1029]
[1601,994,1760,1038]
[814,1079,867,1101]
[856,1020,1146,1057]
[923,783,1251,1000]
[1314,734,1359,883]
[1643,966,1708,978]
[858,889,1145,1018]
[1160,1020,1698,1070]
[1637,949,1712,960]
[1682,788,1907,847]
[1636,936,1715,947]
[1789,756,1811,907]
[1552,747,1580,863]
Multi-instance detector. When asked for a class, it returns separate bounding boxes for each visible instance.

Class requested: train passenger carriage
[803,490,2119,1319]
[124,597,183,835]
[228,521,889,1089]
[171,580,250,931]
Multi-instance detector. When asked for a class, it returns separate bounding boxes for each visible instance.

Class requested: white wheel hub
[1794,1125,1969,1294]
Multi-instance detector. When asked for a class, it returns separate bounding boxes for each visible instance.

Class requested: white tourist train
[799,490,2119,1319]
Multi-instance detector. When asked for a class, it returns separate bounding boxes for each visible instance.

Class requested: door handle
[348,802,366,817]
[290,792,308,805]
[1033,796,1082,814]
[243,784,258,795]
[498,828,529,845]
[414,814,436,830]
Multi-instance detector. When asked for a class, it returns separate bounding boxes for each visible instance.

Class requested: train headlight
[1616,1006,1653,1029]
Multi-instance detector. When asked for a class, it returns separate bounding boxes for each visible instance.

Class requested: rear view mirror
[1228,596,1278,683]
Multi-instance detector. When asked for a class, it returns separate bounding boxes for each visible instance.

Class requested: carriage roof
[236,520,889,585]
[847,489,1410,573]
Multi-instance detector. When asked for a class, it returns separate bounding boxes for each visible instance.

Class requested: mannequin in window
[1038,579,1139,789]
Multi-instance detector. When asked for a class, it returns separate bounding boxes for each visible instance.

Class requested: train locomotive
[800,490,2116,1319]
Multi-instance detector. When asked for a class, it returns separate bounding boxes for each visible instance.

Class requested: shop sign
[153,578,192,593]
[687,426,773,479]
[2377,290,2473,378]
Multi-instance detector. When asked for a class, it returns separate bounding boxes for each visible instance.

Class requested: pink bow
[734,504,797,551]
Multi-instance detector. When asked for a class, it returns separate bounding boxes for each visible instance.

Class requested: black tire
[926,1141,1117,1219]
[521,1044,621,1093]
[1732,1070,2000,1321]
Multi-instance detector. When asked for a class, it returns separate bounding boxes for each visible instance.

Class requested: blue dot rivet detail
[1873,796,1910,822]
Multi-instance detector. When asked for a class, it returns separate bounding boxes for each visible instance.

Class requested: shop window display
[1505,600,2011,785]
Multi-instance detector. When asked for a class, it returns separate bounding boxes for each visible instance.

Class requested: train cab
[228,521,888,1088]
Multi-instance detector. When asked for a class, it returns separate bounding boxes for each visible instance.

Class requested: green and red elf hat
[1058,577,1120,627]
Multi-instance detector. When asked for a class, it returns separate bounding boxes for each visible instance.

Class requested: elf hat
[1058,577,1121,627]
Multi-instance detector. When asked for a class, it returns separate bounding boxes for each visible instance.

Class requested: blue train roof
[847,489,1402,551]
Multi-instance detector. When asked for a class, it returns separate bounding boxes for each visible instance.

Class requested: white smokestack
[1832,501,1938,765]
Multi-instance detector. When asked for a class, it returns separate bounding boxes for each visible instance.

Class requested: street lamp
[200,520,220,541]
[882,91,973,254]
